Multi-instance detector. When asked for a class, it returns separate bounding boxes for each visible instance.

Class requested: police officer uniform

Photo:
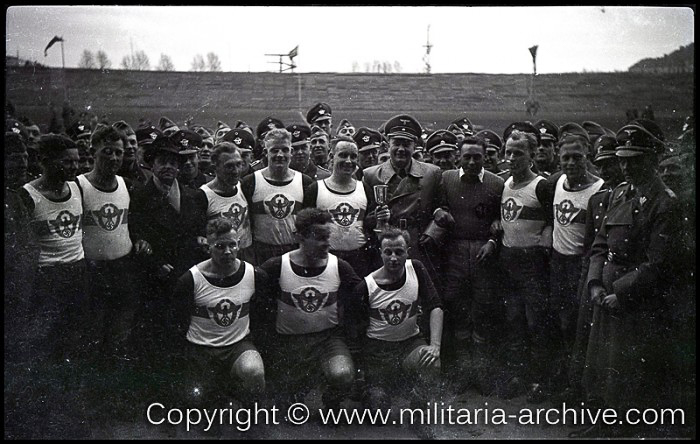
[475,129,507,175]
[222,128,257,177]
[286,123,331,180]
[583,123,680,419]
[353,127,383,180]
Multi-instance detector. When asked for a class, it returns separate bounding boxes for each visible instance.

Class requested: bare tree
[121,50,150,70]
[156,53,175,71]
[96,50,111,70]
[79,50,95,69]
[191,54,206,72]
[393,61,402,73]
[352,61,360,73]
[206,52,222,72]
[381,62,393,73]
[364,62,371,73]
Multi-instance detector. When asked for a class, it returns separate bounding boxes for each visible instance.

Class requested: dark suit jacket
[130,177,208,277]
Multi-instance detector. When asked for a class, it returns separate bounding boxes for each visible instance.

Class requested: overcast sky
[5,6,695,74]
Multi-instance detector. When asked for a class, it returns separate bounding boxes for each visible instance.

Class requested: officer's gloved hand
[434,209,455,229]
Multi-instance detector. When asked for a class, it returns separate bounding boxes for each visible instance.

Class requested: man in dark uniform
[427,130,458,171]
[159,116,180,137]
[171,129,213,189]
[580,123,681,438]
[113,120,150,185]
[353,127,383,180]
[287,123,331,180]
[222,128,257,177]
[134,124,161,181]
[475,129,506,175]
[335,118,355,138]
[362,114,443,284]
[582,121,615,162]
[191,125,216,176]
[309,124,332,171]
[533,120,560,177]
[447,116,475,143]
[306,102,333,137]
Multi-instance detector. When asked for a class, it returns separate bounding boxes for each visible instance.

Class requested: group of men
[4,102,695,438]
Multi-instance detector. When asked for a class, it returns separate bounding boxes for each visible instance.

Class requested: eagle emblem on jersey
[265,194,295,220]
[501,198,523,222]
[554,199,581,226]
[329,202,359,227]
[222,203,246,230]
[292,287,327,313]
[208,299,241,327]
[92,203,124,231]
[381,300,412,326]
[49,210,81,238]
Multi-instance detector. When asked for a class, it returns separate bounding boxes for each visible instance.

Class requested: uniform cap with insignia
[159,116,180,135]
[503,121,541,145]
[593,135,619,163]
[143,134,182,164]
[234,120,254,135]
[558,122,589,142]
[285,123,312,146]
[169,129,202,155]
[615,123,665,157]
[214,121,232,143]
[5,118,28,141]
[222,128,255,152]
[306,102,332,124]
[475,129,503,152]
[384,114,422,141]
[447,116,475,136]
[309,124,329,141]
[582,121,614,144]
[66,119,92,141]
[426,129,458,154]
[352,127,383,152]
[135,125,163,145]
[631,119,665,142]
[335,118,355,137]
[534,119,559,142]
[256,116,285,141]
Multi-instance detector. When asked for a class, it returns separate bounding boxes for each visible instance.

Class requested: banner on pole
[529,45,538,75]
[44,36,64,57]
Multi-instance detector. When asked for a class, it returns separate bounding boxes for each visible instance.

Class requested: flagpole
[61,40,69,101]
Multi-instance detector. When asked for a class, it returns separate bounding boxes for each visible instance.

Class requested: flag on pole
[529,45,538,75]
[289,45,298,59]
[44,36,64,57]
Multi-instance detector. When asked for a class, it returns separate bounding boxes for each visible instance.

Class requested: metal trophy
[373,184,388,233]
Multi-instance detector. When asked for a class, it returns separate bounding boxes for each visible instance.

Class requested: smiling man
[77,125,153,362]
[113,120,149,185]
[287,123,331,180]
[240,128,314,265]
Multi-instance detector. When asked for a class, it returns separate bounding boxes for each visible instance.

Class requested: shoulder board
[592,187,612,196]
[665,188,677,199]
[317,165,330,173]
[250,160,262,166]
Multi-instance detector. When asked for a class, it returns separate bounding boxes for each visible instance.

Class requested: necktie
[397,169,407,179]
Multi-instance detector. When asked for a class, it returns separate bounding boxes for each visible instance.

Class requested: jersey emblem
[222,203,247,230]
[49,210,81,238]
[329,202,359,227]
[265,193,295,219]
[92,203,124,231]
[501,198,523,222]
[292,287,328,313]
[208,299,241,327]
[380,300,412,326]
[554,199,581,226]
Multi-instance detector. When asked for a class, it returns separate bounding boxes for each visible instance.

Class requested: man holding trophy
[362,114,444,281]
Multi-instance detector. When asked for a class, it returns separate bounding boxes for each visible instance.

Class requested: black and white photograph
[4,5,695,439]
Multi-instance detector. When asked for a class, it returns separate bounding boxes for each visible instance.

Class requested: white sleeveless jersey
[186,262,255,347]
[276,253,341,335]
[365,259,421,342]
[23,182,84,266]
[316,179,368,251]
[501,176,548,248]
[553,175,604,256]
[250,170,304,245]
[201,183,252,249]
[77,174,132,260]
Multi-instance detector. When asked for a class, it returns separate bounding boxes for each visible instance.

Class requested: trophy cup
[374,184,388,233]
